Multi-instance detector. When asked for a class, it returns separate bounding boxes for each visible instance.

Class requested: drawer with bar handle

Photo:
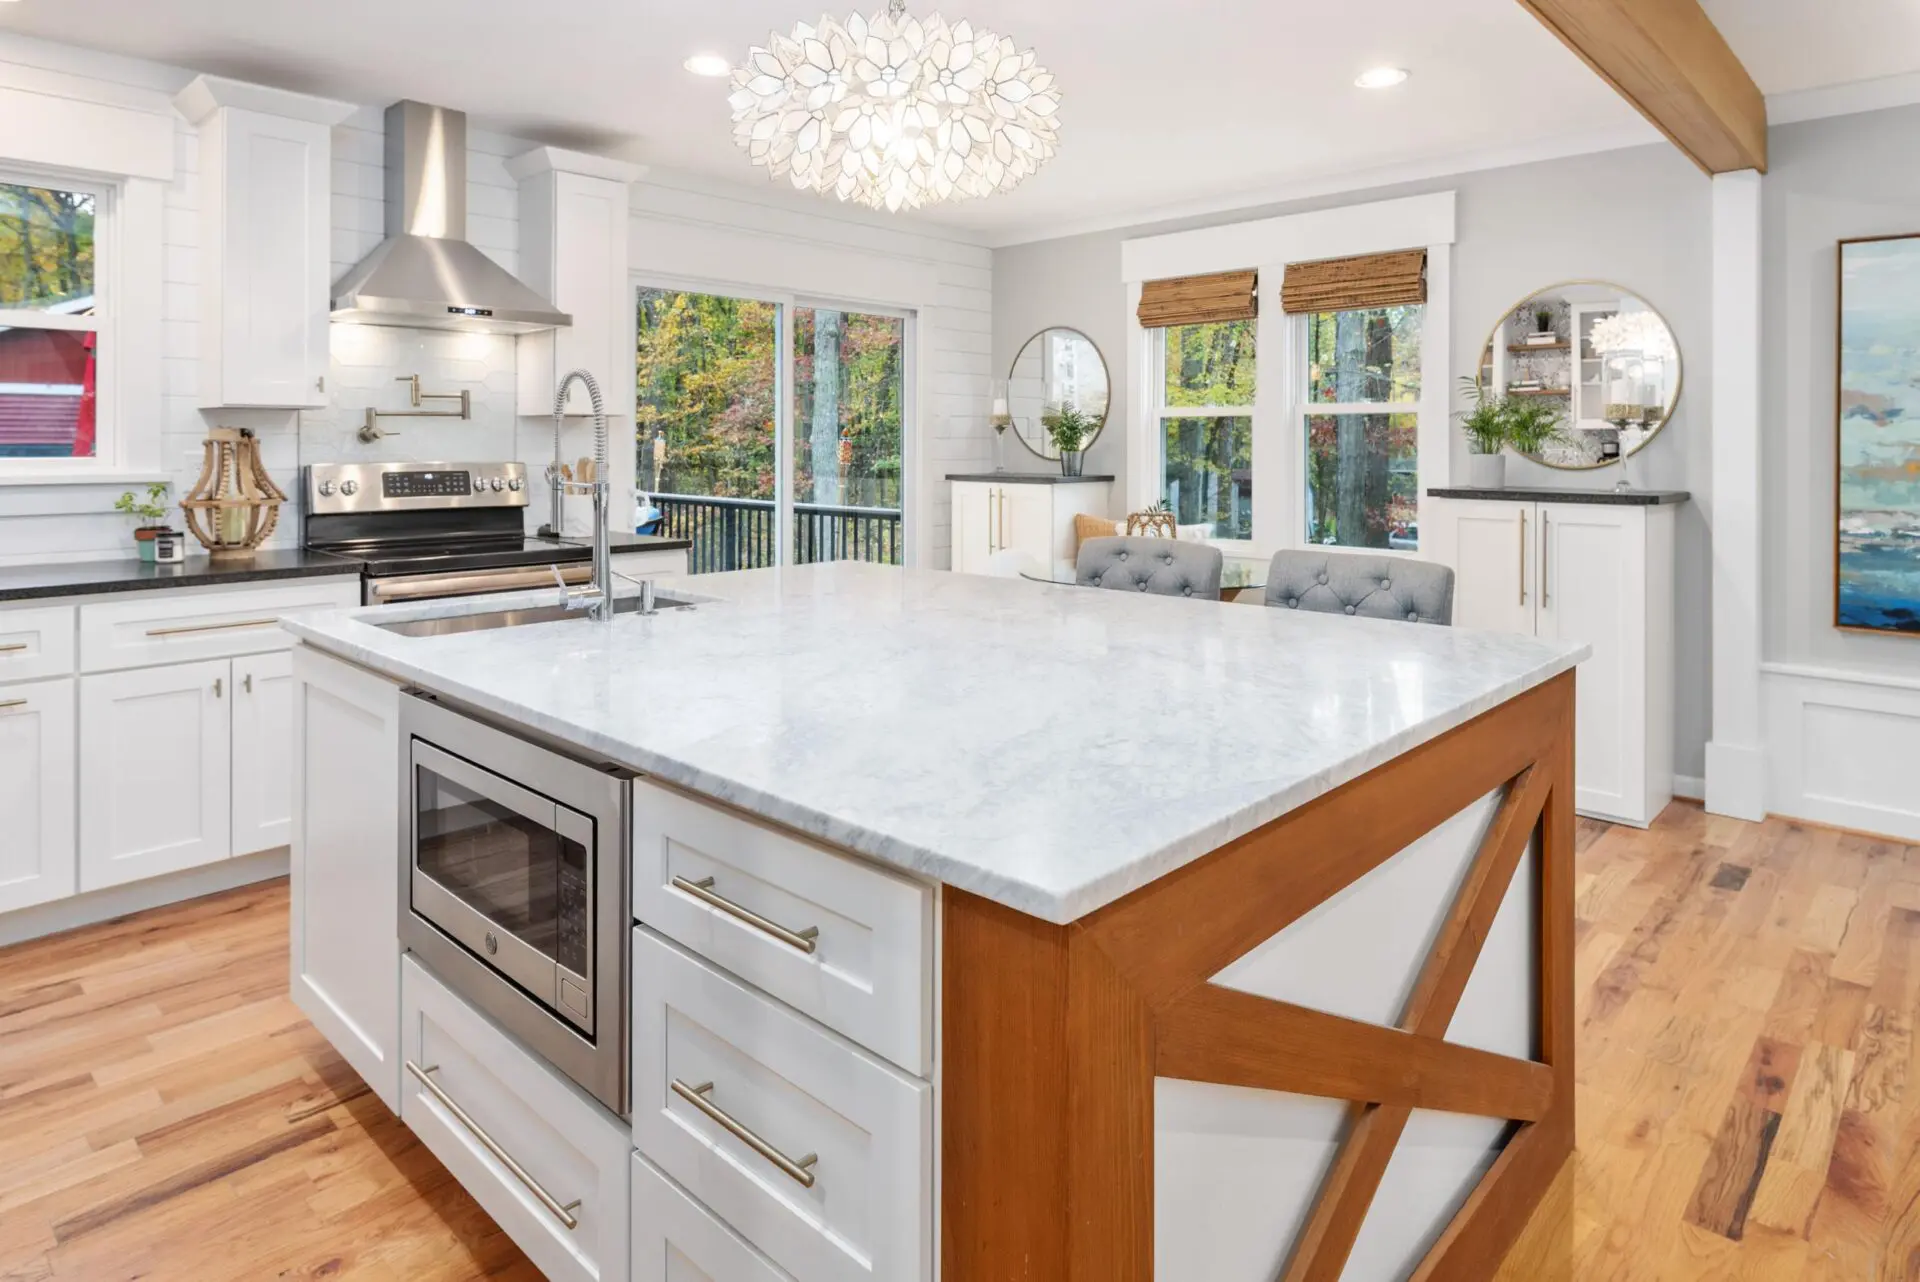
[0,604,76,684]
[400,957,630,1282]
[78,580,358,673]
[632,1152,797,1282]
[631,779,932,1076]
[631,927,931,1282]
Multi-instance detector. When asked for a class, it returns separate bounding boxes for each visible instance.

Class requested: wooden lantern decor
[181,427,287,558]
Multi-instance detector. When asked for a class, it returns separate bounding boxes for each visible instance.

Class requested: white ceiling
[0,0,1912,245]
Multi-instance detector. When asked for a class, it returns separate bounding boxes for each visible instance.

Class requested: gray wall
[1763,104,1920,686]
[994,143,1715,778]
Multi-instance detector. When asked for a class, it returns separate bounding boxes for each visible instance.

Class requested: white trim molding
[1763,664,1920,843]
[1706,170,1766,822]
[1768,70,1920,127]
[1119,191,1456,283]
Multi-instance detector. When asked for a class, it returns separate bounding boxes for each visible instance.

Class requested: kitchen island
[284,561,1585,1282]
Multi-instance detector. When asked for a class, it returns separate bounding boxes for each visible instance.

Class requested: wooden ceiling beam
[1516,0,1767,173]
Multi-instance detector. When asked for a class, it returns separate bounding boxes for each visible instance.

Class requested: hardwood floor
[0,880,536,1282]
[2,804,1916,1280]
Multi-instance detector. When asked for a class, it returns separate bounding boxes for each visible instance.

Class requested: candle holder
[181,427,287,558]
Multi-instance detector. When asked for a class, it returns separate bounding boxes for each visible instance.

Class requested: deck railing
[652,493,903,574]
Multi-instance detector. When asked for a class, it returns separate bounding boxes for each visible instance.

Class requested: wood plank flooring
[2,804,1917,1279]
[0,880,537,1282]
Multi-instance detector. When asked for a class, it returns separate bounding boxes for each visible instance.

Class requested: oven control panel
[306,462,528,514]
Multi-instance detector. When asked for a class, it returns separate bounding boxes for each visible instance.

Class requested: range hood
[331,101,571,335]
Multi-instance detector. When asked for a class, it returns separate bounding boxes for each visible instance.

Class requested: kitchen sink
[373,593,698,638]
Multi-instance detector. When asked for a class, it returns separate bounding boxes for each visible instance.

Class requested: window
[0,178,104,462]
[792,307,906,565]
[1155,319,1254,539]
[1302,305,1422,550]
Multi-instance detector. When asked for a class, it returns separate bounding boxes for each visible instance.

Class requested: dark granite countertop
[945,472,1117,484]
[1426,487,1691,507]
[0,548,365,604]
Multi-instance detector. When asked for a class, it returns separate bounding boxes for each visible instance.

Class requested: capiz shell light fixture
[727,0,1061,211]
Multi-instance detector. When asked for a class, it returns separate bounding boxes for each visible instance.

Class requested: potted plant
[114,482,175,562]
[1041,404,1096,477]
[1503,395,1569,461]
[1456,377,1509,488]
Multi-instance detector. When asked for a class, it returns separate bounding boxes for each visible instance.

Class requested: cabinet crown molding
[506,145,646,186]
[173,74,356,127]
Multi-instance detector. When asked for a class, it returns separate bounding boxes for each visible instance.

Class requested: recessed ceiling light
[1356,67,1410,90]
[683,53,732,78]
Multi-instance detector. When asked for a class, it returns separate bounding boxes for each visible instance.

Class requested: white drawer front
[401,958,629,1282]
[0,604,76,684]
[632,781,931,1075]
[611,549,689,579]
[633,929,931,1282]
[78,579,359,672]
[633,1154,796,1282]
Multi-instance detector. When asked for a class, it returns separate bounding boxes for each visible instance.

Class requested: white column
[1705,169,1766,821]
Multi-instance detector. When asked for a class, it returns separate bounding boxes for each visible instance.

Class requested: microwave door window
[415,764,562,963]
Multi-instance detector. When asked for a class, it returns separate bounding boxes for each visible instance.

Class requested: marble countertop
[284,561,1587,923]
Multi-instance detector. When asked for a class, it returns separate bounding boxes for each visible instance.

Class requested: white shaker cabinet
[1426,494,1679,827]
[175,75,355,409]
[949,477,1113,577]
[230,650,296,856]
[0,678,77,914]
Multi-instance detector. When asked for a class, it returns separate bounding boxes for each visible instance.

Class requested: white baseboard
[0,847,288,949]
[1673,775,1705,802]
[1763,665,1920,843]
[1705,741,1768,822]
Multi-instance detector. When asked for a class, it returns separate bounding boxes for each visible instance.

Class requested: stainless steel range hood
[331,101,571,335]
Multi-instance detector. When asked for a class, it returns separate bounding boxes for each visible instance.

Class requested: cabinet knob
[316,375,326,393]
[243,673,253,694]
[213,677,223,698]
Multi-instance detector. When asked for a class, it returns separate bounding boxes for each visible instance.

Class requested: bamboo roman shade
[1280,249,1427,314]
[1136,269,1258,328]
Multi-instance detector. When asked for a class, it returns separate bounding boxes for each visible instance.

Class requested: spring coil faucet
[550,369,613,622]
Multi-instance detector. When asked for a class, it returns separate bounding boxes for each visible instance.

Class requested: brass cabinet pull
[1540,511,1550,605]
[671,1078,818,1189]
[671,875,819,955]
[0,642,27,653]
[998,487,1009,550]
[0,698,26,711]
[405,1061,582,1229]
[145,617,278,638]
[1518,511,1528,607]
[986,488,998,555]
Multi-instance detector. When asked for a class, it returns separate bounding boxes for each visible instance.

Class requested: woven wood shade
[1136,270,1258,328]
[1281,249,1427,314]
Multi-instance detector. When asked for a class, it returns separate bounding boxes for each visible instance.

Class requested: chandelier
[1588,310,1675,361]
[727,1,1061,211]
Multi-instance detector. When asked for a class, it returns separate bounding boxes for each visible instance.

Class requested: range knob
[506,476,524,492]
[488,476,504,492]
[340,479,360,497]
[317,480,337,497]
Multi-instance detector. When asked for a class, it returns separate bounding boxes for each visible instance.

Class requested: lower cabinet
[632,1154,795,1282]
[0,677,77,914]
[231,650,295,855]
[949,479,1113,577]
[402,957,631,1282]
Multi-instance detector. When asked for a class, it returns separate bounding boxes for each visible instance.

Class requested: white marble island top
[284,562,1587,924]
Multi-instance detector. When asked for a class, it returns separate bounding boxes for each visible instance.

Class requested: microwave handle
[413,739,558,834]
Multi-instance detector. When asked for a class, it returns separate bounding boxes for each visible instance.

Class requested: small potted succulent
[1041,404,1097,477]
[114,482,177,562]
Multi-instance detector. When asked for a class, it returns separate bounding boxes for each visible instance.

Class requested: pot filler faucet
[549,369,614,622]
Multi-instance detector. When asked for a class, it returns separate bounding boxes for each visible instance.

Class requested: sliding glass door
[636,286,909,573]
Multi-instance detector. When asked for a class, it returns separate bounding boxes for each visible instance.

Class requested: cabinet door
[79,660,232,891]
[1001,485,1055,574]
[231,650,294,856]
[949,484,991,574]
[1435,500,1535,634]
[291,646,403,1111]
[0,677,77,914]
[1537,504,1646,824]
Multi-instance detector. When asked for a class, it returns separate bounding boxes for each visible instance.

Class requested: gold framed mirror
[1007,326,1110,460]
[1477,282,1682,470]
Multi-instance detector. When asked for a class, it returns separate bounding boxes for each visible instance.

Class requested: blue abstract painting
[1838,236,1920,635]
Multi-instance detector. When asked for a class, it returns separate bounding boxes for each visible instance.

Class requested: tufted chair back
[1262,549,1455,625]
[1075,537,1223,601]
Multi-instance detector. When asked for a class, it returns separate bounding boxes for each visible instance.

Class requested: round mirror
[1006,327,1110,459]
[1476,282,1681,470]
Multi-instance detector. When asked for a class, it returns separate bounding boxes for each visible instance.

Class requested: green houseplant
[1456,377,1509,488]
[1041,404,1097,477]
[114,482,175,562]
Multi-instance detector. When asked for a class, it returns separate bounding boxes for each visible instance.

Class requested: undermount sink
[374,593,698,638]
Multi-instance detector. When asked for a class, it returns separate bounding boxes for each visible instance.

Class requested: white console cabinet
[1426,494,1679,827]
[950,477,1112,577]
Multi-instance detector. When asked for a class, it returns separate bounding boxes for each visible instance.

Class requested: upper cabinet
[175,76,354,410]
[509,147,644,418]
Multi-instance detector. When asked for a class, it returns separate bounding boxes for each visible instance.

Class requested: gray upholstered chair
[1075,537,1223,601]
[1263,549,1455,625]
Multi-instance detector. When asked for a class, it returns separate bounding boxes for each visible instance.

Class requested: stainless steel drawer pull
[405,1061,583,1230]
[671,1079,819,1189]
[671,875,820,954]
[0,642,27,653]
[145,617,279,638]
[0,698,26,711]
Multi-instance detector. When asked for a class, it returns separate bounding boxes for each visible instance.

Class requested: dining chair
[1263,549,1455,624]
[1075,536,1224,600]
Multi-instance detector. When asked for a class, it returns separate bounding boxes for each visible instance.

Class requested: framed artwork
[1837,234,1920,635]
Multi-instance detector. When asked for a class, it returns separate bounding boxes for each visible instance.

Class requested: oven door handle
[370,563,592,603]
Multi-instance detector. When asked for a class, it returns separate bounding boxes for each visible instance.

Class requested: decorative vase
[1465,451,1506,489]
[1059,449,1084,477]
[182,427,287,558]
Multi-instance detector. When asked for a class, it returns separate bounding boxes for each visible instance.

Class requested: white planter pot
[1466,452,1507,489]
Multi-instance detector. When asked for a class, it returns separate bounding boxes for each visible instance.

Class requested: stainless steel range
[303,461,602,605]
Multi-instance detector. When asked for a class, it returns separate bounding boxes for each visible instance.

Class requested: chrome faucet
[550,369,613,622]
